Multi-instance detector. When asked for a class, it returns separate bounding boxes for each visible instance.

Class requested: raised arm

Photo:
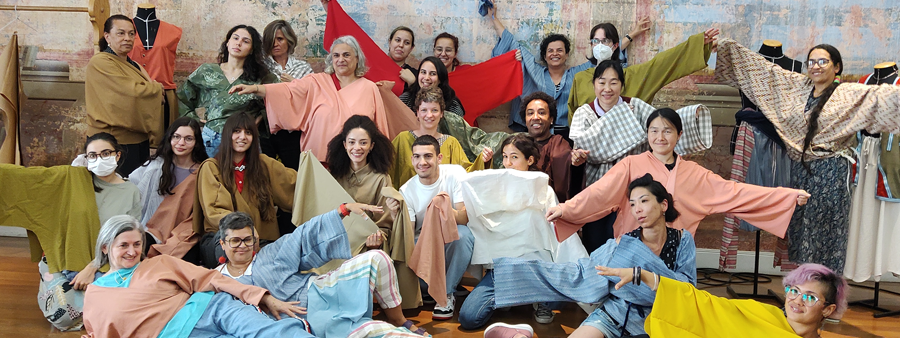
[619,16,652,52]
[623,29,716,102]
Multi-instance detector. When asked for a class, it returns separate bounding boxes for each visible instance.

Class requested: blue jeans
[188,292,312,337]
[458,270,495,329]
[202,126,221,158]
[416,224,475,298]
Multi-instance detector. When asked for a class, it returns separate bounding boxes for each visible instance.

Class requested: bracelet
[339,203,350,217]
[654,272,660,290]
[633,266,642,286]
[625,34,633,42]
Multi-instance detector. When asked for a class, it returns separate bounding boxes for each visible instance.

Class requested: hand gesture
[703,28,720,45]
[366,231,386,249]
[486,0,496,18]
[630,16,652,38]
[596,266,633,290]
[259,294,307,320]
[797,190,810,206]
[515,49,522,61]
[69,263,98,291]
[546,205,563,222]
[386,197,401,219]
[399,68,416,85]
[571,148,590,166]
[228,84,265,96]
[280,73,295,82]
[345,203,384,219]
[481,147,494,163]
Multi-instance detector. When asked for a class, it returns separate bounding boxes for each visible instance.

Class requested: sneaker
[533,302,555,324]
[422,293,436,305]
[484,322,533,338]
[432,294,455,320]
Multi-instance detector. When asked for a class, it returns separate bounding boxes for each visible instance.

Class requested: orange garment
[555,151,800,241]
[83,255,267,338]
[146,171,198,258]
[127,20,181,90]
[264,73,390,161]
[407,192,458,308]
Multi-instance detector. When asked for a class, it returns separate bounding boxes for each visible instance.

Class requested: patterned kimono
[177,63,277,134]
[570,97,712,185]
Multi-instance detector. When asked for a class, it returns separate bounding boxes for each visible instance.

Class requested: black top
[625,227,681,270]
[401,63,418,93]
[103,47,140,70]
[665,155,677,171]
[135,7,160,49]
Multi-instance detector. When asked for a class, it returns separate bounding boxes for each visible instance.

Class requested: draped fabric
[0,34,21,164]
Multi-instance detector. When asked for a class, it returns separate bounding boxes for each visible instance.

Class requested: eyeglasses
[433,47,455,54]
[784,286,824,306]
[86,149,117,163]
[591,38,612,46]
[224,235,255,248]
[807,58,831,68]
[172,134,196,144]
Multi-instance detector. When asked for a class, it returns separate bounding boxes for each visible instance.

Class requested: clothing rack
[0,1,110,50]
[849,282,900,318]
[726,230,783,303]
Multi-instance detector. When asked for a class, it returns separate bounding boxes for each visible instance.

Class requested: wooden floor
[2,236,899,337]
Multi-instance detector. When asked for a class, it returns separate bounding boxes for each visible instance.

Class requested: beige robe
[85,52,163,146]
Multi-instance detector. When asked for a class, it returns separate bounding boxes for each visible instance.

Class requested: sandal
[402,319,431,337]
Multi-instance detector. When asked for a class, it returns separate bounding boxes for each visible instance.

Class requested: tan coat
[85,52,163,146]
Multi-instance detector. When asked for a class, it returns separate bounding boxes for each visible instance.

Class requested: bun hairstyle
[627,173,680,222]
[99,14,134,52]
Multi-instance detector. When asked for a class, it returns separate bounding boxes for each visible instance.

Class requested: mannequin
[861,62,899,85]
[134,4,159,50]
[128,3,182,133]
[740,40,803,109]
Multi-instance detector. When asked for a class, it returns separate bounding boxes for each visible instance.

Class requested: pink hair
[783,263,849,319]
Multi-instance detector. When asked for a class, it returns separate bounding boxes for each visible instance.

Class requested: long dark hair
[434,32,461,68]
[801,44,843,172]
[218,25,270,83]
[147,117,208,196]
[215,112,274,221]
[588,23,621,64]
[500,134,540,171]
[84,132,124,193]
[326,115,395,178]
[99,14,134,52]
[628,173,680,222]
[406,56,457,105]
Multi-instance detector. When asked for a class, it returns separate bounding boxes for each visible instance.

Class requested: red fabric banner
[448,51,523,125]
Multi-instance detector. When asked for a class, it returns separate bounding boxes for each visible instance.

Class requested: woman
[193,112,297,268]
[567,26,719,124]
[461,174,695,337]
[128,117,207,259]
[81,215,310,337]
[569,60,712,252]
[433,32,471,72]
[230,35,393,162]
[85,15,163,176]
[214,210,430,337]
[399,56,466,117]
[388,26,418,91]
[646,263,849,338]
[486,2,648,130]
[390,87,492,189]
[548,108,810,243]
[715,39,900,273]
[178,24,277,157]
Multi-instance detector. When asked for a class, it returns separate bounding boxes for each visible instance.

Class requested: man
[397,135,474,320]
[521,91,581,203]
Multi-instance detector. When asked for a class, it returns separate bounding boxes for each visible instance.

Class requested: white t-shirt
[399,164,467,234]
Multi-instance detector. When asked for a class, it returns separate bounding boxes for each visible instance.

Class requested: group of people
[5,0,900,337]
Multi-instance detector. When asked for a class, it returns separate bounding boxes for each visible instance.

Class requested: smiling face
[220,227,256,265]
[103,229,142,270]
[524,99,553,138]
[502,143,534,171]
[227,28,253,59]
[544,40,568,68]
[434,37,457,70]
[647,116,680,156]
[170,126,196,157]
[344,127,372,168]
[784,281,836,326]
[807,48,840,87]
[231,128,253,154]
[629,186,667,228]
[331,43,359,77]
[417,101,443,131]
[593,67,623,111]
[411,144,442,179]
[389,30,414,62]
[417,61,439,89]
[104,19,136,55]
[270,29,289,58]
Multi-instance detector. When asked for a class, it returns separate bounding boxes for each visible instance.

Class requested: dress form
[135,4,159,50]
[740,40,803,109]
[864,62,899,85]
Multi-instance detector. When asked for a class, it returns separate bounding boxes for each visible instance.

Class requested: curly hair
[326,115,395,178]
[218,25,270,83]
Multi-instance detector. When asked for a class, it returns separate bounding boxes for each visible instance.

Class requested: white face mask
[87,156,118,177]
[593,43,613,62]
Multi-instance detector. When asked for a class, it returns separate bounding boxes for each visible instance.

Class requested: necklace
[134,14,158,50]
[763,54,784,62]
[874,70,898,82]
[234,164,245,172]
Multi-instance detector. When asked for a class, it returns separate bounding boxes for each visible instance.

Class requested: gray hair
[324,35,368,77]
[94,215,145,267]
[216,211,257,241]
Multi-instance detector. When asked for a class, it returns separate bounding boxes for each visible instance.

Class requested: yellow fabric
[0,164,100,273]
[0,34,21,164]
[85,52,163,146]
[645,277,800,338]
[389,131,486,189]
[192,155,295,241]
[567,32,712,124]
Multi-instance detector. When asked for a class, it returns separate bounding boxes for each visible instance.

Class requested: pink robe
[264,73,394,161]
[555,151,800,241]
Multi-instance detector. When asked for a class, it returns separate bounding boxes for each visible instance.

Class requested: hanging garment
[0,34,22,164]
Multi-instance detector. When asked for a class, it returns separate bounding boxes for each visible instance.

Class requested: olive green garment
[177,63,278,134]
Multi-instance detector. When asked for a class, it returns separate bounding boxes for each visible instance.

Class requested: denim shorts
[581,306,621,338]
[202,126,221,158]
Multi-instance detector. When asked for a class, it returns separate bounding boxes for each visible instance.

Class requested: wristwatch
[625,34,633,42]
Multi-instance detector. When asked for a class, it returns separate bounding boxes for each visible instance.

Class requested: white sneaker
[432,294,455,320]
[533,302,555,324]
[484,322,534,338]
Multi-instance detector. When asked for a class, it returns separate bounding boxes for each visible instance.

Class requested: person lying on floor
[214,209,430,337]
[469,173,695,338]
[645,263,849,338]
